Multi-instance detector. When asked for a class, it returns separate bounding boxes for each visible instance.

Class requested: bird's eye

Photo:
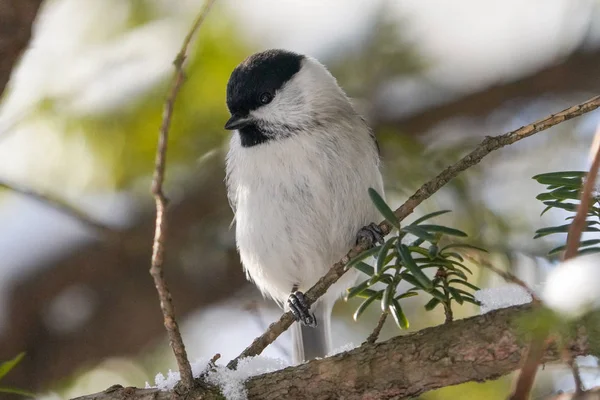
[259,92,273,105]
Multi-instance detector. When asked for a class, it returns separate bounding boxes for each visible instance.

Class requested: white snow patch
[542,253,600,319]
[145,356,288,400]
[474,284,533,314]
[206,356,288,400]
[326,342,357,357]
[145,358,209,391]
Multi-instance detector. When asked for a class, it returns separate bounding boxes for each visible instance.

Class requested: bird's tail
[291,301,332,364]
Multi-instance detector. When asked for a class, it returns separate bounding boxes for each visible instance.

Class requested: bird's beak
[224,114,252,130]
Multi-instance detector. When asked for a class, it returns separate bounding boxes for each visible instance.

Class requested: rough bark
[379,48,600,134]
[0,0,43,96]
[0,162,248,392]
[71,304,592,400]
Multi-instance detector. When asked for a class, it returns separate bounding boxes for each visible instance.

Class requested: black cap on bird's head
[225,49,304,131]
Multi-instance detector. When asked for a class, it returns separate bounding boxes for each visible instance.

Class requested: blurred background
[0,0,599,398]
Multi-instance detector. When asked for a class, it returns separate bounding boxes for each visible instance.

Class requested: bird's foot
[356,222,385,247]
[287,291,317,327]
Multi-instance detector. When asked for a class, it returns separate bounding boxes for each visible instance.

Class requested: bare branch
[564,126,600,259]
[228,95,600,369]
[72,304,593,400]
[462,250,539,302]
[149,0,217,389]
[378,48,600,135]
[363,311,388,344]
[509,337,549,400]
[563,347,585,395]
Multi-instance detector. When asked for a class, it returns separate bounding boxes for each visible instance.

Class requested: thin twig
[227,95,600,370]
[210,353,221,366]
[555,128,600,397]
[511,124,600,400]
[564,126,600,260]
[149,0,217,389]
[0,180,115,237]
[434,268,454,323]
[563,347,585,394]
[559,127,600,395]
[462,251,540,302]
[364,312,388,345]
[509,337,550,400]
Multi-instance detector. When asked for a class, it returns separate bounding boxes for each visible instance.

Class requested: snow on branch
[72,304,593,400]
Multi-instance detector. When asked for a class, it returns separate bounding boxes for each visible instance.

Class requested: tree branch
[378,48,600,135]
[364,311,388,344]
[72,304,593,400]
[149,0,217,389]
[462,250,539,302]
[228,95,600,369]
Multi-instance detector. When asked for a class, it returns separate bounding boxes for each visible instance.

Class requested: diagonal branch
[461,250,539,302]
[149,0,217,389]
[228,95,600,369]
[378,48,600,135]
[71,304,593,400]
[364,311,388,344]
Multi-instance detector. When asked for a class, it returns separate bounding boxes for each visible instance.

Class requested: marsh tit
[225,49,385,363]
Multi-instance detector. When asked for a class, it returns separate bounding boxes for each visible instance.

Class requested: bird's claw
[288,291,317,327]
[356,222,385,246]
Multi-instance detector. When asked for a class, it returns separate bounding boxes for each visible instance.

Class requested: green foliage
[530,170,600,360]
[346,189,483,330]
[368,188,400,229]
[0,353,33,397]
[533,171,600,256]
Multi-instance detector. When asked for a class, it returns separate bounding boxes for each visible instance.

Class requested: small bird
[225,49,384,363]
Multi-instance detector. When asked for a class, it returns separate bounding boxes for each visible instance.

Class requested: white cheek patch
[251,84,307,128]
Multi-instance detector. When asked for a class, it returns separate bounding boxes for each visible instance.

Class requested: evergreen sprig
[533,171,600,256]
[346,188,484,329]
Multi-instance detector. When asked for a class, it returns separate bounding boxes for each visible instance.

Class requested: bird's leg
[356,222,385,246]
[287,290,317,327]
[287,224,384,327]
